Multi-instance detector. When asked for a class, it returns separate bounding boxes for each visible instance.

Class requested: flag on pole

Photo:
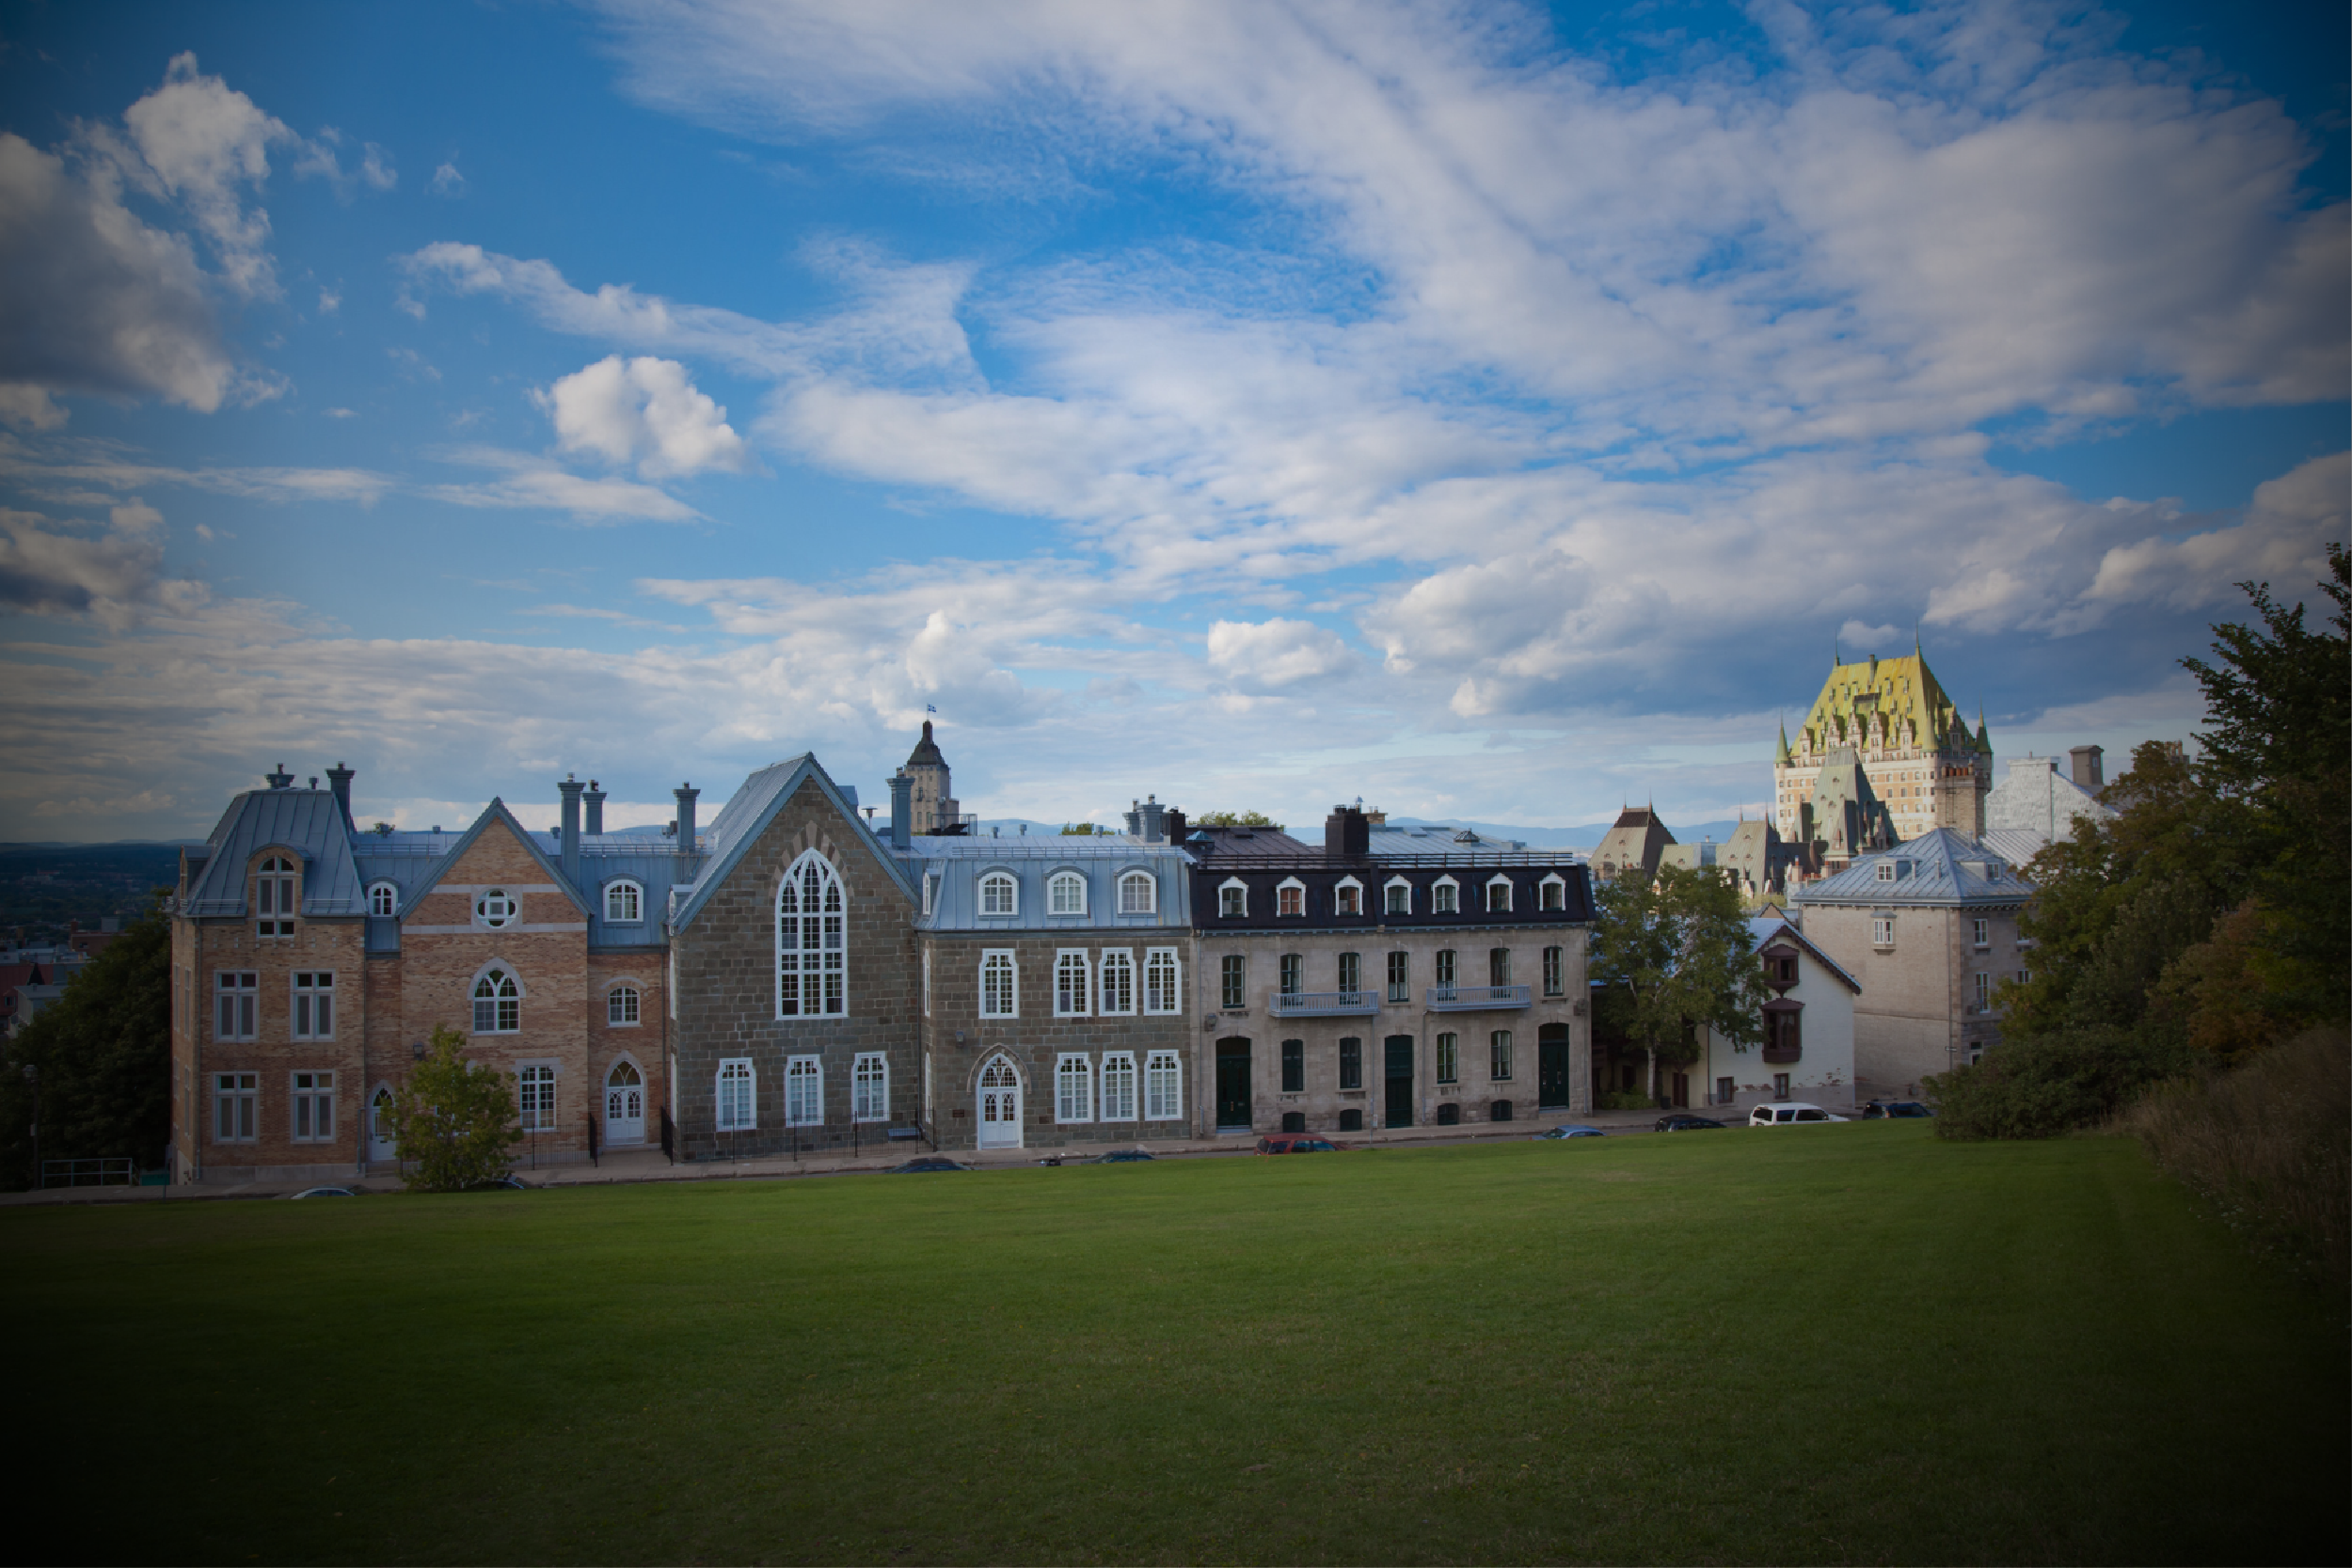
[926,704,938,714]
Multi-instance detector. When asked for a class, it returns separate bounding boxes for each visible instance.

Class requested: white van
[1749,1102,1849,1126]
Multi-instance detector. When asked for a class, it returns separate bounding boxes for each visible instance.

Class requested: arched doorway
[605,1059,645,1145]
[977,1054,1023,1148]
[367,1084,397,1164]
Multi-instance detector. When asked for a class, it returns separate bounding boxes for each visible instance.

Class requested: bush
[1928,1027,2190,1141]
[2120,1029,2349,1292]
[384,1026,518,1192]
[1595,1089,1657,1112]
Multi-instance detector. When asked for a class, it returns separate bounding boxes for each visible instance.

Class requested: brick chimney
[326,762,355,832]
[2067,745,2104,789]
[557,774,585,889]
[674,783,700,859]
[1325,803,1370,859]
[889,769,913,850]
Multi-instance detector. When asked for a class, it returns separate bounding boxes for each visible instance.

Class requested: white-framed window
[1055,950,1091,1017]
[1277,878,1306,917]
[852,1052,888,1122]
[1490,1030,1514,1081]
[472,967,521,1034]
[1049,870,1088,915]
[1542,946,1564,996]
[1100,1052,1137,1121]
[777,850,847,1018]
[368,880,398,917]
[214,1071,257,1142]
[1871,916,1896,947]
[1386,950,1409,1003]
[1436,1033,1459,1085]
[1972,917,1990,948]
[370,1085,394,1152]
[1385,879,1412,915]
[215,971,257,1041]
[1144,1051,1183,1121]
[1056,1053,1094,1123]
[1875,862,1897,883]
[289,1069,336,1142]
[1218,879,1248,918]
[980,871,1018,916]
[1435,949,1457,988]
[1432,878,1460,913]
[475,888,516,928]
[2019,966,2032,986]
[1144,948,1181,1014]
[291,972,335,1040]
[1100,949,1136,1014]
[1540,874,1565,911]
[1486,877,1514,913]
[922,948,932,1016]
[716,1058,755,1131]
[605,880,644,924]
[517,1065,556,1132]
[608,984,641,1026]
[1335,878,1363,916]
[1973,972,1992,1008]
[253,854,298,938]
[787,1055,823,1127]
[980,950,1019,1017]
[921,873,936,916]
[1221,954,1247,1008]
[1119,871,1156,913]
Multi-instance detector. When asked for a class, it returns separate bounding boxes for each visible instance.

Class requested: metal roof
[1792,827,2034,909]
[182,788,367,918]
[671,754,912,933]
[911,840,1196,932]
[400,798,590,918]
[1748,914,1861,993]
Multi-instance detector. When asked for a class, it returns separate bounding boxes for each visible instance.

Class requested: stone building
[1592,806,1676,883]
[898,721,964,835]
[1190,808,1595,1133]
[1775,650,1993,848]
[1789,828,2032,1099]
[1981,746,2116,866]
[1689,915,1858,1112]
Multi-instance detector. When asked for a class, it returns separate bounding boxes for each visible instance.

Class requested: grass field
[7,1123,2345,1565]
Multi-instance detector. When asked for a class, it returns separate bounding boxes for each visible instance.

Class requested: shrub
[1928,1027,2190,1141]
[1596,1089,1656,1112]
[2121,1029,2349,1292]
[384,1025,518,1192]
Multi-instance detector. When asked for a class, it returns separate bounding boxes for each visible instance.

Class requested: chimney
[674,783,700,857]
[558,773,584,889]
[266,764,294,789]
[582,779,606,835]
[1325,803,1370,859]
[1164,808,1186,843]
[889,769,913,850]
[2068,745,2104,789]
[326,762,355,832]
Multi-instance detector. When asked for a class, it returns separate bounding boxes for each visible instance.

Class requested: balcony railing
[1270,989,1380,1017]
[1426,984,1532,1011]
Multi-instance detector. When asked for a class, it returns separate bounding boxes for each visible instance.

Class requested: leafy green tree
[1588,863,1770,1102]
[1192,811,1281,828]
[385,1025,518,1192]
[0,896,171,1189]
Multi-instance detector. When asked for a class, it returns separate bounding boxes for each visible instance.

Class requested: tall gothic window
[777,851,847,1018]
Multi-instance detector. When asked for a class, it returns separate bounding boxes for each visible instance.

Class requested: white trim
[1143,947,1181,1015]
[1143,1049,1184,1122]
[980,949,1019,1018]
[1117,869,1158,914]
[1100,1051,1137,1121]
[1538,872,1566,911]
[921,873,936,916]
[1484,874,1514,912]
[1333,875,1366,916]
[469,960,524,1035]
[1055,1052,1094,1124]
[1098,948,1136,1015]
[776,848,847,1019]
[1054,948,1092,1017]
[602,878,645,924]
[1217,877,1248,918]
[851,1052,889,1123]
[1431,875,1460,913]
[516,1061,558,1132]
[1047,868,1089,917]
[978,869,1020,917]
[716,1057,756,1131]
[366,879,399,917]
[977,1053,1024,1148]
[786,1054,824,1127]
[601,1053,648,1145]
[1383,875,1414,915]
[922,947,933,1016]
[1275,876,1307,917]
[605,980,643,1027]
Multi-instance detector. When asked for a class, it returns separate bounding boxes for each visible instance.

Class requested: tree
[384,1025,518,1192]
[1588,864,1771,1102]
[0,895,171,1190]
[1192,811,1281,829]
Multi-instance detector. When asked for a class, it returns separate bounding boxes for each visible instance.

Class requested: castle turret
[1774,647,1991,845]
[902,720,961,835]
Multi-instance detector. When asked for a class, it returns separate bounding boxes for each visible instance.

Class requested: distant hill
[1383,816,1748,850]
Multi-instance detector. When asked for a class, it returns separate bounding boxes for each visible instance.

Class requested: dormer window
[256,856,297,937]
[1277,879,1306,917]
[1540,874,1565,911]
[1219,879,1248,918]
[476,889,516,928]
[1385,879,1412,915]
[605,879,644,924]
[1875,862,1896,882]
[1048,871,1087,916]
[980,872,1018,916]
[1118,871,1156,914]
[367,880,398,917]
[1486,877,1513,913]
[1432,879,1459,914]
[1335,879,1363,916]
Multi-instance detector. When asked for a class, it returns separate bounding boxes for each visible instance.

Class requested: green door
[1538,1023,1571,1108]
[1216,1037,1253,1130]
[1383,1035,1415,1128]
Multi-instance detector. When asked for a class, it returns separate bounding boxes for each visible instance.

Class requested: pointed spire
[1975,704,1993,755]
[1774,713,1791,765]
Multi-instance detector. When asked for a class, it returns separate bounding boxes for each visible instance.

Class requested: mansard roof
[670,754,914,933]
[1792,827,2034,909]
[181,785,366,918]
[401,798,591,916]
[1795,651,1967,754]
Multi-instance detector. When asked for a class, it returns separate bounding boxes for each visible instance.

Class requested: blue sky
[0,0,2343,841]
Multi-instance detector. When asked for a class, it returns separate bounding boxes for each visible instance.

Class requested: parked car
[287,1186,358,1199]
[1088,1149,1156,1163]
[1534,1124,1605,1139]
[886,1156,971,1173]
[1255,1134,1341,1154]
[1862,1100,1934,1119]
[1748,1102,1849,1125]
[1654,1114,1725,1132]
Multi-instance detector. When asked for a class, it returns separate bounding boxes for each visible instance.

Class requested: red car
[1255,1134,1343,1155]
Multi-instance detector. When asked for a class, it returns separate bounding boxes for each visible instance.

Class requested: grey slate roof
[671,754,911,933]
[908,833,1195,932]
[1792,827,2034,909]
[182,787,367,918]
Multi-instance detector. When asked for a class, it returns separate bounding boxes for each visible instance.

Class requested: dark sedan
[1255,1135,1341,1154]
[1654,1114,1726,1132]
[886,1156,972,1173]
[1862,1100,1935,1119]
[1089,1149,1156,1163]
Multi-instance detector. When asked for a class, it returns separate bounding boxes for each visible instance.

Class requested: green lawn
[7,1124,2344,1565]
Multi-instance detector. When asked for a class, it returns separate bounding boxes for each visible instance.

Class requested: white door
[977,1055,1022,1148]
[367,1085,398,1164]
[605,1061,646,1145]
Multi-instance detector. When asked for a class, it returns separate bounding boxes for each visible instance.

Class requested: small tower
[903,721,961,835]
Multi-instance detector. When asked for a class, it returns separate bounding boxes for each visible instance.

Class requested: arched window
[607,984,640,1026]
[980,951,1018,1017]
[777,851,846,1018]
[472,968,520,1034]
[368,880,398,917]
[980,871,1018,916]
[1048,871,1087,915]
[1432,878,1460,913]
[1118,871,1156,913]
[1486,877,1513,912]
[604,880,643,923]
[256,855,297,936]
[475,888,516,928]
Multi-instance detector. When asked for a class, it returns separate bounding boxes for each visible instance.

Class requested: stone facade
[1774,652,1993,847]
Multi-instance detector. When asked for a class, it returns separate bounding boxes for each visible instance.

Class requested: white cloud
[0,385,69,433]
[430,160,466,197]
[1205,618,1359,689]
[317,286,341,314]
[539,356,752,479]
[0,499,206,628]
[422,446,700,522]
[2076,452,2348,618]
[115,52,295,300]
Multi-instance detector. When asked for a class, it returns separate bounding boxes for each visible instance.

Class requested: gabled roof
[1791,827,2033,908]
[402,798,591,917]
[671,754,914,933]
[182,787,367,917]
[1748,914,1861,993]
